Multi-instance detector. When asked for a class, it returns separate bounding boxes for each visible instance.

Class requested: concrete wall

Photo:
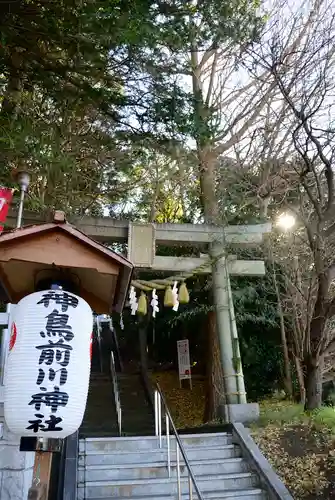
[0,398,35,500]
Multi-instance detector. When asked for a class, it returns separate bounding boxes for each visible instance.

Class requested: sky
[100,0,335,218]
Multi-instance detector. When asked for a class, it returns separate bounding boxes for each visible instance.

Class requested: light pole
[12,169,31,229]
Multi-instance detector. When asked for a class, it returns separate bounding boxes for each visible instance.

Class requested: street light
[277,212,296,231]
[12,168,31,229]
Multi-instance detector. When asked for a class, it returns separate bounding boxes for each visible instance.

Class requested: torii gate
[6,211,271,422]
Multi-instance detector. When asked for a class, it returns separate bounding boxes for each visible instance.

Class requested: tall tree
[233,0,335,409]
[0,1,180,211]
[132,0,268,418]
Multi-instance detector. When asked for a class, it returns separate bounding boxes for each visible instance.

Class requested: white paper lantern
[4,289,93,438]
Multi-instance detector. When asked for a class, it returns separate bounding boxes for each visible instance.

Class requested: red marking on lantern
[9,322,17,351]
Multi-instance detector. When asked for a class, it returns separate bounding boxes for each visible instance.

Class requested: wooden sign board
[177,339,192,389]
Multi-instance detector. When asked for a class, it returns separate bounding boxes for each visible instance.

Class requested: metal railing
[154,383,204,500]
[110,351,122,436]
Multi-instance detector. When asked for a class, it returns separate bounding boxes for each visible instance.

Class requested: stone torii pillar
[210,239,249,421]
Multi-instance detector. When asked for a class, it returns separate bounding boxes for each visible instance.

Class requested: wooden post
[28,450,53,500]
[28,484,47,500]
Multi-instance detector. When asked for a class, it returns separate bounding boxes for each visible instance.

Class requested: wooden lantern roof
[0,212,134,313]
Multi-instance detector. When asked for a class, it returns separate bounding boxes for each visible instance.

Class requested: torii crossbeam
[6,211,270,276]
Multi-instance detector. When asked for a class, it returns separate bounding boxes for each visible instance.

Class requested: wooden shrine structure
[0,211,135,500]
[0,212,133,313]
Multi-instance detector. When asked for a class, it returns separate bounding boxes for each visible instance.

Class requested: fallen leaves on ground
[151,371,205,429]
[252,401,335,499]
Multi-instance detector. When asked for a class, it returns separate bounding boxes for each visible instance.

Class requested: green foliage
[139,0,263,139]
[0,0,285,402]
[256,399,335,432]
[0,0,155,112]
[0,0,264,220]
[0,0,180,212]
[257,400,305,426]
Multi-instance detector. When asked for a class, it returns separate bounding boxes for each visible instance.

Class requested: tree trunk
[294,356,306,405]
[269,248,293,398]
[191,47,226,418]
[198,152,218,223]
[203,311,225,422]
[278,301,293,398]
[304,357,323,410]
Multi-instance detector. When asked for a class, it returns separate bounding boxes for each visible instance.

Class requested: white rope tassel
[172,281,179,312]
[129,286,138,315]
[151,289,159,318]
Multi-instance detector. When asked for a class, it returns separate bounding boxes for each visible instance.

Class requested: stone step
[79,445,241,467]
[120,422,154,432]
[89,376,111,379]
[85,394,115,400]
[80,376,118,437]
[82,411,117,419]
[80,425,119,432]
[80,426,119,433]
[177,432,233,448]
[88,382,112,387]
[86,489,267,500]
[121,417,153,426]
[80,473,259,499]
[80,433,232,453]
[81,418,118,425]
[86,393,115,400]
[87,387,113,392]
[121,410,153,418]
[85,395,115,405]
[123,430,156,437]
[80,431,120,439]
[78,458,250,482]
[116,375,155,434]
[84,403,115,408]
[119,400,151,409]
[81,410,117,421]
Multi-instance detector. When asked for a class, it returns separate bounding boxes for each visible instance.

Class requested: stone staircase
[80,372,155,438]
[117,374,155,436]
[78,432,268,499]
[80,372,119,438]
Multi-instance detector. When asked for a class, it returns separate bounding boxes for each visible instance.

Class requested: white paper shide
[4,289,93,438]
